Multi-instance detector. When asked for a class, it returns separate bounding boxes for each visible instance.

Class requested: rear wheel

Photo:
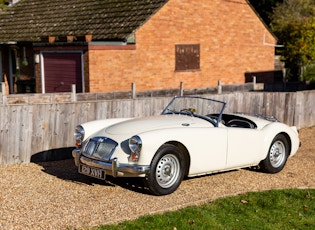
[260,134,289,173]
[145,144,185,196]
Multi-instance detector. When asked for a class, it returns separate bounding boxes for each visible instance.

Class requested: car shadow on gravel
[35,159,151,195]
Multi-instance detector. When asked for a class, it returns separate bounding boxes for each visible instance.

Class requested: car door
[187,127,228,176]
[226,127,263,168]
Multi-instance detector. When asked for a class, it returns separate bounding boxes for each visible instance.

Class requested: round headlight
[129,135,142,153]
[74,125,85,148]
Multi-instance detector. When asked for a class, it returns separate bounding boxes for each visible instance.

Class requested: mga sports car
[72,96,300,195]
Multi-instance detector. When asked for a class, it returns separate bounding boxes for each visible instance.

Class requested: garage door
[42,52,83,93]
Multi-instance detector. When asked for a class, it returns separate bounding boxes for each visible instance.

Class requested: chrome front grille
[83,137,118,161]
[85,140,97,155]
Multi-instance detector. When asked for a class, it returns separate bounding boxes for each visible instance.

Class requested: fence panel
[295,91,315,128]
[0,91,315,165]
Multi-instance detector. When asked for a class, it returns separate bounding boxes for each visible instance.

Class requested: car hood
[103,115,211,135]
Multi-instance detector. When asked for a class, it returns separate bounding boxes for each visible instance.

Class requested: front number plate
[79,164,106,180]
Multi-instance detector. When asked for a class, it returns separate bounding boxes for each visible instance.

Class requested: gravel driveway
[1,127,314,230]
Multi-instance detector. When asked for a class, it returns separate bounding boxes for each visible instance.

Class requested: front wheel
[144,144,185,196]
[260,134,289,173]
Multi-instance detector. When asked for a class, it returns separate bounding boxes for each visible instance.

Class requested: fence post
[217,80,222,94]
[180,82,184,96]
[1,82,7,105]
[71,84,77,102]
[132,82,136,99]
[252,76,256,91]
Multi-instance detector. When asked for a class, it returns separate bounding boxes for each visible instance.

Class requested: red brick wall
[88,0,276,92]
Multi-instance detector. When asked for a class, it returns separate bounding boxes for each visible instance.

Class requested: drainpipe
[8,49,14,93]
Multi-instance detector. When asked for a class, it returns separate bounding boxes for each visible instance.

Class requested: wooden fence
[0,90,315,165]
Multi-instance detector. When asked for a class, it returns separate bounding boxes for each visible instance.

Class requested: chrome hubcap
[155,154,180,188]
[270,140,286,168]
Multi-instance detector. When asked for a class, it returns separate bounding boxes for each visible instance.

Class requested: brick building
[0,0,276,94]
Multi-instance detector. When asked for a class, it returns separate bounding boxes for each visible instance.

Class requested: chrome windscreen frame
[161,96,226,127]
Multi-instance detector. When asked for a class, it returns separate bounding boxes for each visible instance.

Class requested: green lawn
[98,189,314,230]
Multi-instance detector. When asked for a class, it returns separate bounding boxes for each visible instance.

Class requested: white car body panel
[76,114,299,175]
[226,127,263,168]
[80,118,132,142]
[72,96,300,195]
[137,125,228,175]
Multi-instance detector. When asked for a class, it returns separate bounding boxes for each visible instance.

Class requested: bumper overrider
[72,149,150,178]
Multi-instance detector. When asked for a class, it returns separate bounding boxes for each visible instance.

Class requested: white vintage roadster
[72,96,300,195]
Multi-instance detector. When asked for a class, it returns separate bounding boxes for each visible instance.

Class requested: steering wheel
[180,108,196,115]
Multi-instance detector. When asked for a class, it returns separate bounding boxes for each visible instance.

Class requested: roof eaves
[246,0,278,42]
[0,0,170,43]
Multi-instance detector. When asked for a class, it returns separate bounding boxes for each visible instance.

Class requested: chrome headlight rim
[74,125,85,148]
[129,135,142,161]
[129,135,142,153]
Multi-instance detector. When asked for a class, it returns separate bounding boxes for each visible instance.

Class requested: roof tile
[0,0,169,42]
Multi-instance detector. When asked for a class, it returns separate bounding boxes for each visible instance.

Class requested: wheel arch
[261,122,297,159]
[278,132,292,156]
[262,131,292,160]
[162,141,191,177]
[259,132,292,173]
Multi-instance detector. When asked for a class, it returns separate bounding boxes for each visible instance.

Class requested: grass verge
[97,189,314,230]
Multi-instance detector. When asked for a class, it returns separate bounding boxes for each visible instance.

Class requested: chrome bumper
[72,149,150,177]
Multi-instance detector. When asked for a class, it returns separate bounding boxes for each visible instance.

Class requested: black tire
[260,134,289,173]
[144,144,185,196]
